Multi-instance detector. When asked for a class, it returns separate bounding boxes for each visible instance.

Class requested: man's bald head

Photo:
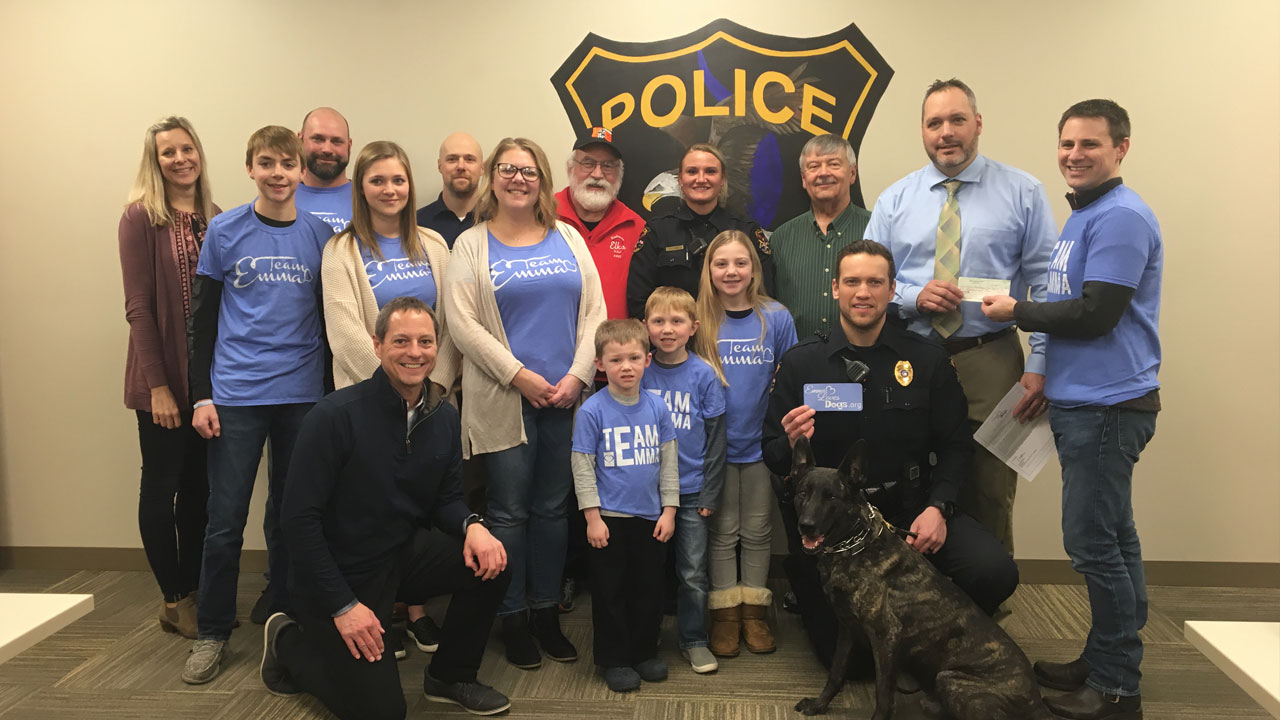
[299,107,351,186]
[438,132,482,199]
[301,107,350,137]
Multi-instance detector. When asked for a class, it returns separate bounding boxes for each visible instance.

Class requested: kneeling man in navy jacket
[268,296,512,719]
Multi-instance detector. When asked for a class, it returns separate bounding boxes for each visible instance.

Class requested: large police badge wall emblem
[551,19,893,230]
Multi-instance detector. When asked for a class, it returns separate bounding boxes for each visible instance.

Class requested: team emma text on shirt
[232,256,314,288]
[600,423,661,468]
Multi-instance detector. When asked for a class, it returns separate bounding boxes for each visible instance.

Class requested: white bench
[0,593,95,665]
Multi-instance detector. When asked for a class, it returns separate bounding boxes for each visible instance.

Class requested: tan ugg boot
[707,586,742,658]
[739,585,776,653]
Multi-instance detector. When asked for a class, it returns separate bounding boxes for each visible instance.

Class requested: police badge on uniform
[894,360,913,387]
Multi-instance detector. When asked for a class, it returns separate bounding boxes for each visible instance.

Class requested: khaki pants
[950,330,1024,554]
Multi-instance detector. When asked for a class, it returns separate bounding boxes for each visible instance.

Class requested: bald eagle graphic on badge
[894,360,913,387]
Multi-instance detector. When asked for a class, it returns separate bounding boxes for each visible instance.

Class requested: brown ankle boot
[159,594,198,639]
[740,586,776,653]
[707,587,742,657]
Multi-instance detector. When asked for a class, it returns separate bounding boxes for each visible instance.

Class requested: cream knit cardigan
[443,220,606,458]
[321,227,460,391]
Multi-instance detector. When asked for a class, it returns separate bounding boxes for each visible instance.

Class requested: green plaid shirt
[769,202,872,339]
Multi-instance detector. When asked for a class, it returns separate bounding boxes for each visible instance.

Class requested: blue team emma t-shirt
[361,234,437,309]
[718,302,798,463]
[489,229,581,383]
[1045,184,1162,407]
[294,183,352,234]
[196,204,332,405]
[573,390,676,521]
[642,355,726,495]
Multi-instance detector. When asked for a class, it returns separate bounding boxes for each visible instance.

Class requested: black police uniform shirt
[762,321,974,519]
[625,202,776,319]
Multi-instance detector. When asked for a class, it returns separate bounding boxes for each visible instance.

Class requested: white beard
[570,180,618,214]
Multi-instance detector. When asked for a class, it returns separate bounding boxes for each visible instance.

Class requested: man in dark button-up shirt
[762,240,1016,677]
[415,132,482,248]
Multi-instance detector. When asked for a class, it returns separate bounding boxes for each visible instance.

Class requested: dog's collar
[822,504,886,555]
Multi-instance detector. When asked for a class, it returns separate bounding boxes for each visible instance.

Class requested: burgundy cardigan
[118,202,218,412]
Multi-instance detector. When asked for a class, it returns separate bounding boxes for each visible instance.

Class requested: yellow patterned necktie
[932,179,963,338]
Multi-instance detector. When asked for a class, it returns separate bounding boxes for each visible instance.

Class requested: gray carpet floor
[0,569,1275,718]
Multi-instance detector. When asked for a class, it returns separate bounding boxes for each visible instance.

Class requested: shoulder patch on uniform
[634,225,649,252]
[754,227,771,255]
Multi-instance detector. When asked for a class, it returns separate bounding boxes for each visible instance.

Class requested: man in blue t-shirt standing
[294,106,353,234]
[182,126,334,685]
[982,99,1161,720]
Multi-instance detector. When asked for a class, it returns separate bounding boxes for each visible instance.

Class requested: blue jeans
[483,401,573,615]
[1050,404,1157,697]
[197,403,312,639]
[674,493,709,649]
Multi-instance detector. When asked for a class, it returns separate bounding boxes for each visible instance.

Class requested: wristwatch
[463,514,491,533]
[928,500,956,520]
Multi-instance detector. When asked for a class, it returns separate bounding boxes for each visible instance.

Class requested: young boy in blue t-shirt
[183,126,333,685]
[640,287,726,674]
[572,319,678,693]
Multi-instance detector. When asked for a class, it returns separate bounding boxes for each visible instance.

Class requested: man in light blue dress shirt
[864,79,1057,554]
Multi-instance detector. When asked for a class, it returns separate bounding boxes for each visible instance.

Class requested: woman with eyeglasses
[118,116,220,638]
[443,137,606,670]
[625,142,776,319]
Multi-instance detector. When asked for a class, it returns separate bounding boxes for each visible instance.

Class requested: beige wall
[0,0,1276,563]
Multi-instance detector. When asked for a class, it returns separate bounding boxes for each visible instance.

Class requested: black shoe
[408,616,441,653]
[633,657,668,682]
[251,584,274,625]
[782,590,801,614]
[558,577,577,613]
[260,612,299,696]
[600,666,641,692]
[1044,685,1142,719]
[385,629,406,660]
[501,612,541,669]
[1035,657,1092,691]
[529,606,578,662]
[423,675,511,716]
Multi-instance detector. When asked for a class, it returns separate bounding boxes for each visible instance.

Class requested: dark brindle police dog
[789,437,1051,720]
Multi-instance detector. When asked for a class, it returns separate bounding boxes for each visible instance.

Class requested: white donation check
[974,383,1055,480]
[958,277,1011,303]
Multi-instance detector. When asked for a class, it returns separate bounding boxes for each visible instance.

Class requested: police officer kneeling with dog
[762,239,1018,677]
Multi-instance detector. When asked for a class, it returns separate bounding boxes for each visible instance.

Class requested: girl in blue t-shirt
[322,141,458,391]
[693,230,797,658]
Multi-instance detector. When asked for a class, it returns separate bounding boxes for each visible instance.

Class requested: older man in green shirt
[769,134,873,339]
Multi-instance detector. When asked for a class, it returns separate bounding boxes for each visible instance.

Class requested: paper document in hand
[973,383,1056,480]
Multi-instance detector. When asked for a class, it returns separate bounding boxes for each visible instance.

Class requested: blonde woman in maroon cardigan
[118,116,220,638]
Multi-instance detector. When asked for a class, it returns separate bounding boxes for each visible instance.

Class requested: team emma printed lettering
[231,256,315,288]
[600,423,662,467]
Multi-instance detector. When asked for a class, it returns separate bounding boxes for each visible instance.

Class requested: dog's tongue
[802,535,825,550]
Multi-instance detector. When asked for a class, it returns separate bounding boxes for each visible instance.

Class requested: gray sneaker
[182,638,225,685]
[682,646,718,674]
[423,675,511,716]
[261,613,299,696]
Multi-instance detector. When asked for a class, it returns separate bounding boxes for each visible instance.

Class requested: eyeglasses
[574,158,622,176]
[495,163,540,181]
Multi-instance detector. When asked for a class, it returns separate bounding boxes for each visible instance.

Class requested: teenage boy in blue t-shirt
[640,287,726,675]
[982,99,1160,720]
[183,126,334,685]
[572,319,678,693]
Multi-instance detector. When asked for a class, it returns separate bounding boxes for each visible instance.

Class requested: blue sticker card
[803,383,863,412]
